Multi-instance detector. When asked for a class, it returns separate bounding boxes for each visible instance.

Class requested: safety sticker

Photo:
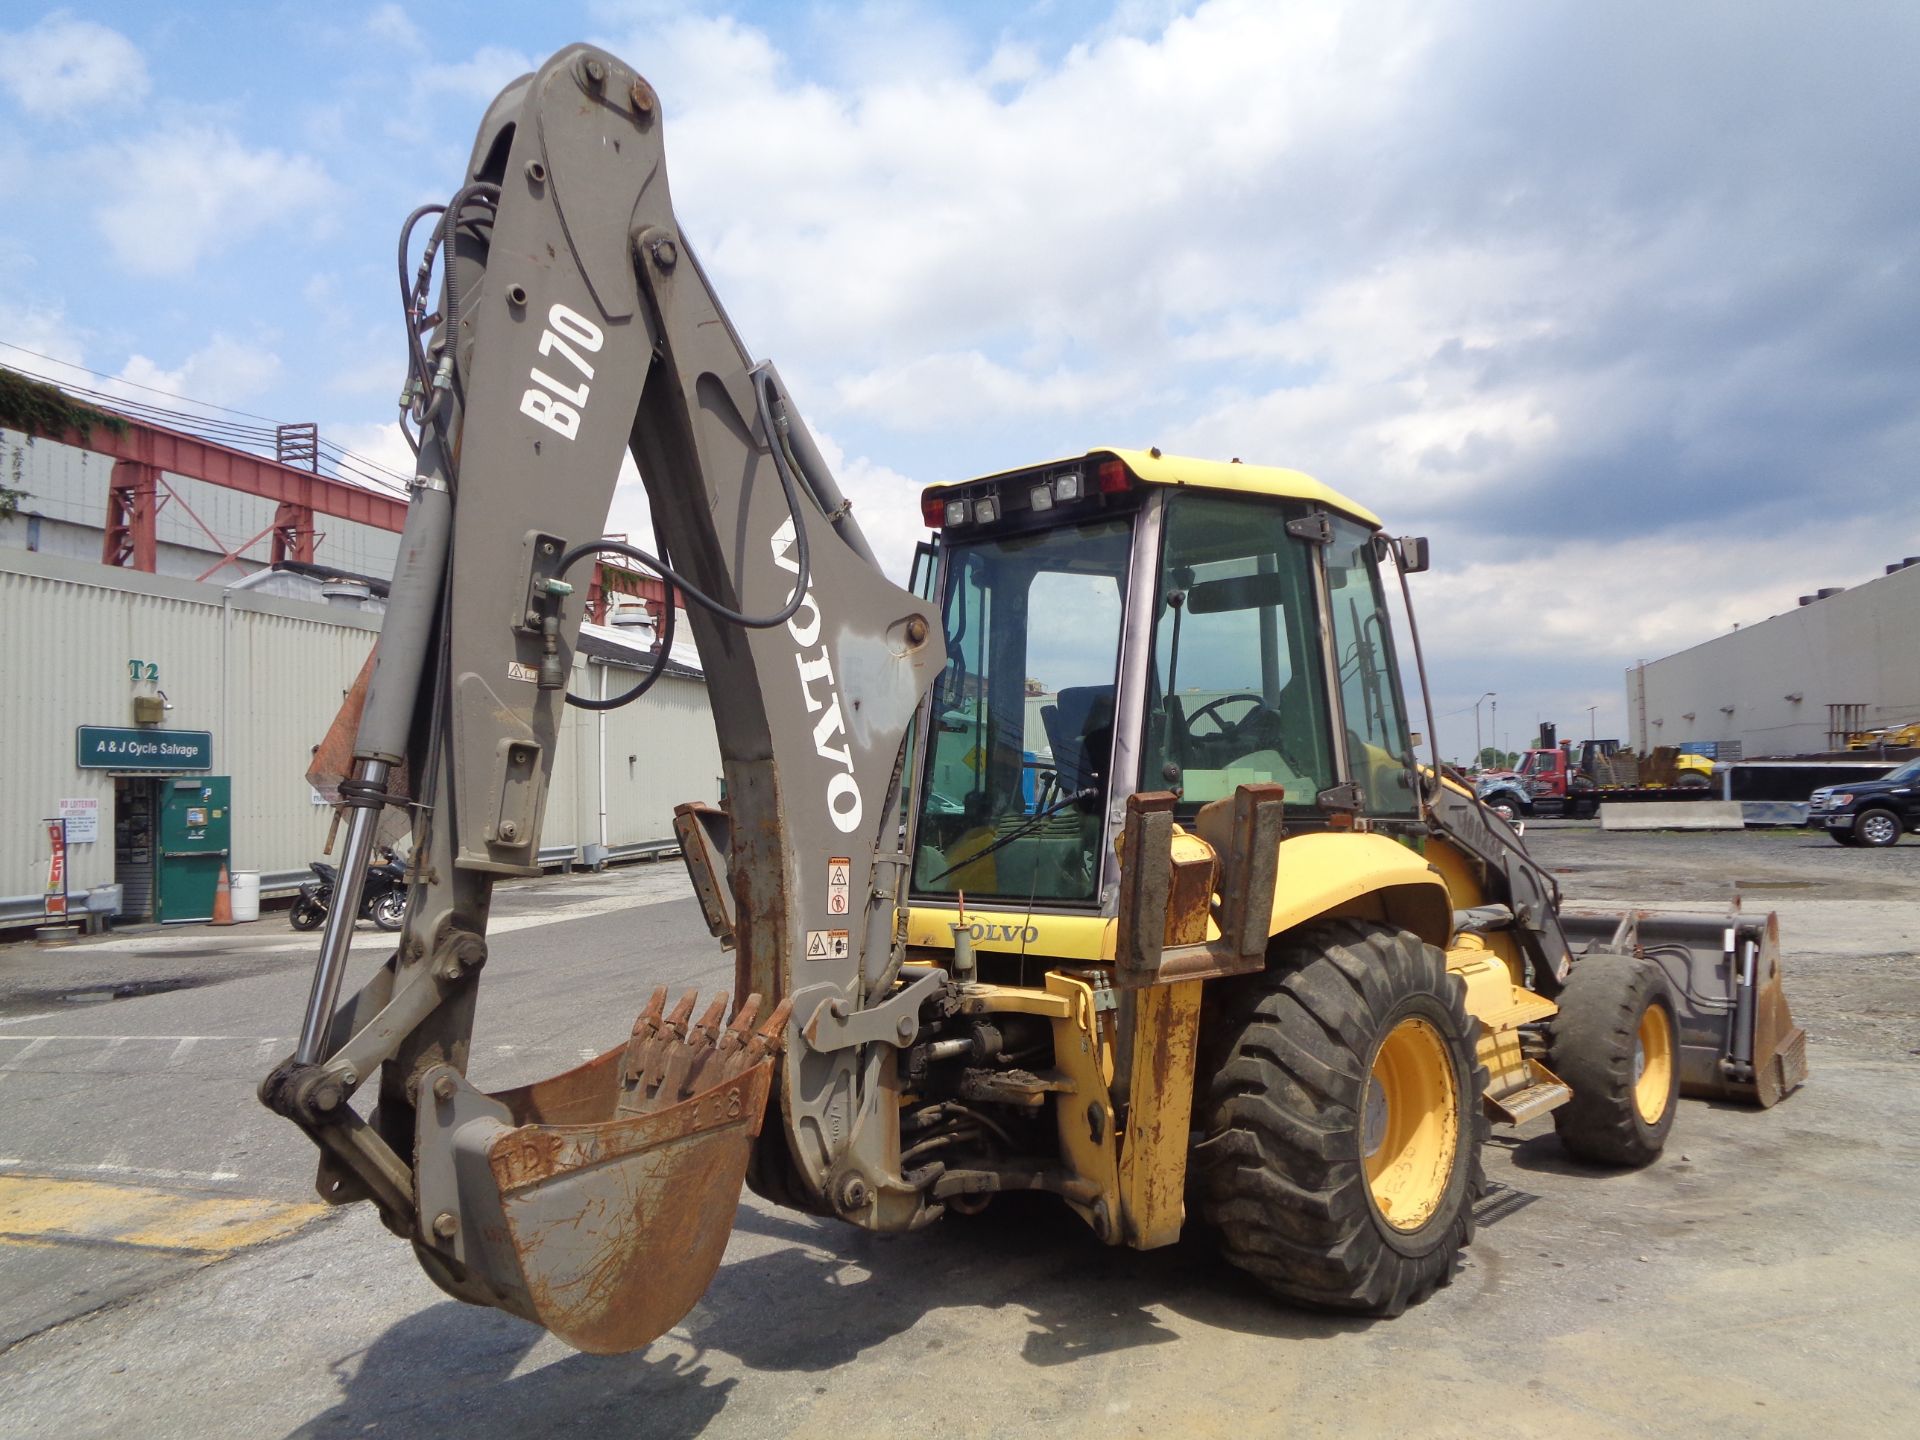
[507,660,538,684]
[805,929,850,961]
[827,856,851,916]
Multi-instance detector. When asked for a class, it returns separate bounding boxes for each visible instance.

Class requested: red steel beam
[48,415,407,533]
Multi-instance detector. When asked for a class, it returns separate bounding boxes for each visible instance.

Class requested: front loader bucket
[412,990,790,1354]
[1561,909,1808,1107]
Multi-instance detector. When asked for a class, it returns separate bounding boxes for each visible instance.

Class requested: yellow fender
[1267,830,1453,949]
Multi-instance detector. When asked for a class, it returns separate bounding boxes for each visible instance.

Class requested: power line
[0,340,287,423]
[1,346,412,498]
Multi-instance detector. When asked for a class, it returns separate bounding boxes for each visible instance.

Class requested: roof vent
[1798,595,1817,606]
[1888,556,1920,574]
[320,579,372,609]
[1816,587,1844,599]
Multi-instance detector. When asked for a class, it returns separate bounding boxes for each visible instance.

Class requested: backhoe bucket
[1561,909,1807,1107]
[412,990,790,1354]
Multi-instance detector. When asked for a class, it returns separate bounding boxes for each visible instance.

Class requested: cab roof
[930,447,1382,529]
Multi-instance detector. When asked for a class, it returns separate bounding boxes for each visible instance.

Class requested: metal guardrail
[0,891,79,925]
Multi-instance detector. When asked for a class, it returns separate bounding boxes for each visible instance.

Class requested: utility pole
[1473,691,1495,768]
[1587,704,1598,742]
[1491,695,1498,764]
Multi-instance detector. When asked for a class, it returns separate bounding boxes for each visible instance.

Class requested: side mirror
[1395,536,1431,573]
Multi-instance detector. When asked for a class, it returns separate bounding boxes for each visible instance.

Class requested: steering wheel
[1183,693,1309,776]
[1185,693,1269,737]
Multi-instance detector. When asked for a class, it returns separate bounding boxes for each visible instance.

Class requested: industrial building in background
[0,367,716,931]
[1629,555,1920,760]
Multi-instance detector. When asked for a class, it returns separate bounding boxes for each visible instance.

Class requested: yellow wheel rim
[1633,1003,1674,1124]
[1361,1017,1459,1233]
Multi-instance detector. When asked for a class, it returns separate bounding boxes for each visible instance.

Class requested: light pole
[1473,691,1496,769]
[1586,704,1598,743]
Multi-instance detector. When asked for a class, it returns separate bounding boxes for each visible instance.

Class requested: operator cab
[909,449,1424,915]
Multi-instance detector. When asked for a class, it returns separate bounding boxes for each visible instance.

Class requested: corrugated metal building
[1,547,718,927]
[1628,557,1920,758]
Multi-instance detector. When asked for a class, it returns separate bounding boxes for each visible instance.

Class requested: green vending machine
[156,776,231,923]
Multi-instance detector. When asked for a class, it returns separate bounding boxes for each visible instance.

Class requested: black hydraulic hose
[396,203,446,399]
[551,410,813,631]
[565,580,678,712]
[557,529,806,631]
[437,182,498,343]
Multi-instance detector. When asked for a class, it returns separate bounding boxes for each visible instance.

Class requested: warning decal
[827,856,851,916]
[805,929,850,961]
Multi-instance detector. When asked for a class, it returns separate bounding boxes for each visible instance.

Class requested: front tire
[1856,808,1902,847]
[370,890,407,932]
[1194,920,1487,1317]
[1549,953,1679,1167]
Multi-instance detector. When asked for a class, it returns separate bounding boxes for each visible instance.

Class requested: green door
[156,776,231,923]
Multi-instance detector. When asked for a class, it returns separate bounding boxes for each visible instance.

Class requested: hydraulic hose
[565,579,678,711]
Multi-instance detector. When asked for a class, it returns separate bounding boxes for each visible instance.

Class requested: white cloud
[418,45,538,99]
[90,124,334,276]
[365,4,426,54]
[835,350,1118,429]
[0,301,88,377]
[327,420,416,491]
[0,12,149,120]
[116,335,282,408]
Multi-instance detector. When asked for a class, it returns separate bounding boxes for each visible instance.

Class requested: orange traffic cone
[210,863,235,926]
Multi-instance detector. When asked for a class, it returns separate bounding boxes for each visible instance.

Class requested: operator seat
[1041,685,1115,797]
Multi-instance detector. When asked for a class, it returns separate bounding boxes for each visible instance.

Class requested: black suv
[1808,757,1920,846]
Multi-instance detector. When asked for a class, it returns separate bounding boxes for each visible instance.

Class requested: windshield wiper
[924,786,1098,887]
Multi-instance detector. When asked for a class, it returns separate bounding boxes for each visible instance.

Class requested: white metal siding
[0,552,379,901]
[1629,562,1920,756]
[2,550,718,915]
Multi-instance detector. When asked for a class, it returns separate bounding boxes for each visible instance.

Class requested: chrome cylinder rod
[295,758,389,1064]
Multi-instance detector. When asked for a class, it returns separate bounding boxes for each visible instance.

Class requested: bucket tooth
[414,990,793,1355]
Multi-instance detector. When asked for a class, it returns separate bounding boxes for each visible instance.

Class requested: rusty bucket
[413,990,789,1353]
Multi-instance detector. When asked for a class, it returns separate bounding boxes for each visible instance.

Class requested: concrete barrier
[1600,801,1746,832]
[1740,800,1812,827]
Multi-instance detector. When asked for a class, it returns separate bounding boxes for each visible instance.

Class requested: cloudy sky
[3,1,1916,761]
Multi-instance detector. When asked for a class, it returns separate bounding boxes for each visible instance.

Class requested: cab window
[1326,518,1418,816]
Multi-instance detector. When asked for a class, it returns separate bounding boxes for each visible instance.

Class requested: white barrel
[230,870,262,922]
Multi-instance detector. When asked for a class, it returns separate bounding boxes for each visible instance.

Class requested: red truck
[1476,736,1713,819]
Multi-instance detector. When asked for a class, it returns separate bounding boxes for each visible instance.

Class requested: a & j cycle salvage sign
[75,726,213,771]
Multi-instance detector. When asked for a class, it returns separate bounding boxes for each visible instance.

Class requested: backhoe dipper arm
[262,44,944,1340]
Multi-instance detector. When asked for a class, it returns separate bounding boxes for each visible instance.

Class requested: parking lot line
[0,1174,324,1255]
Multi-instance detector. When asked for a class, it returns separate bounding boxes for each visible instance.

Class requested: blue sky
[3,2,1917,761]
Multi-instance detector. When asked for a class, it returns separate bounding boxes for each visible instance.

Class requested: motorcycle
[288,847,409,933]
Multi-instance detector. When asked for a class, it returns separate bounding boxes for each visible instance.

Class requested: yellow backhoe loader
[261,44,1806,1355]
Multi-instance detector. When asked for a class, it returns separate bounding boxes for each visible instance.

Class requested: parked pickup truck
[1807,757,1920,846]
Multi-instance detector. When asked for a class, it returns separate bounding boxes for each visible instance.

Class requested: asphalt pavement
[2,835,1916,1438]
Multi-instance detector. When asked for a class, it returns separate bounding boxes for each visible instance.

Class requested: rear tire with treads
[1548,952,1679,1167]
[1194,920,1487,1317]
